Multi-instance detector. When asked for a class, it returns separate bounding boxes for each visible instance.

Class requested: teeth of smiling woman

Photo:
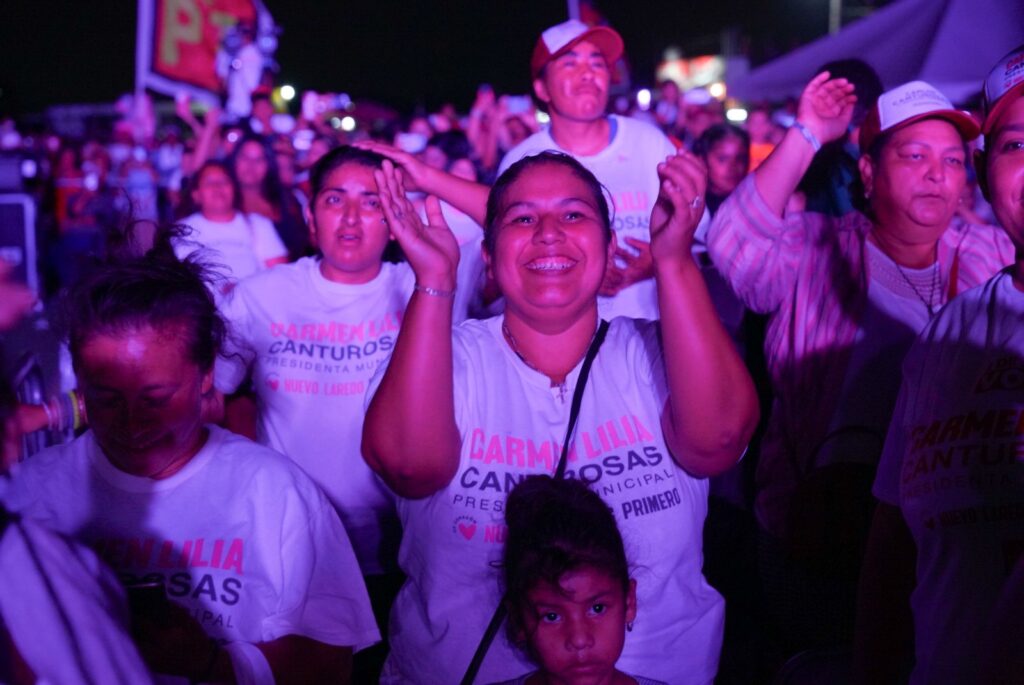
[526,257,577,271]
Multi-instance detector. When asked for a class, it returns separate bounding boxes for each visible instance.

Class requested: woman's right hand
[375,160,459,291]
[797,71,857,146]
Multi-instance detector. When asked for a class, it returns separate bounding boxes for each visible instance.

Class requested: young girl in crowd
[176,160,287,290]
[229,134,308,260]
[491,475,665,685]
[693,124,750,217]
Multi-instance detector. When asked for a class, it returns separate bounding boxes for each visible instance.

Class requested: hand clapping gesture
[649,152,707,265]
[798,71,857,146]
[374,160,460,291]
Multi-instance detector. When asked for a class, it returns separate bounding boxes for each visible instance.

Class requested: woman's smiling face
[487,161,613,324]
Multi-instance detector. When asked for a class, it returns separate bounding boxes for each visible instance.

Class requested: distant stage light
[726,108,748,122]
[341,116,357,132]
[280,85,296,101]
[709,82,726,99]
[636,88,652,110]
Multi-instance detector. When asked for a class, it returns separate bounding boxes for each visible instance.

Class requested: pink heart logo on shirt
[457,523,477,540]
[266,375,280,391]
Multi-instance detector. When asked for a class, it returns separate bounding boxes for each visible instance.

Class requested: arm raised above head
[649,153,759,477]
[362,163,461,499]
[753,72,856,218]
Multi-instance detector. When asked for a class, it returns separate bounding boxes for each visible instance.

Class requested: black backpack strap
[459,319,610,685]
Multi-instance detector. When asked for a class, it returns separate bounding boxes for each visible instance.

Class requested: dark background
[0,0,888,116]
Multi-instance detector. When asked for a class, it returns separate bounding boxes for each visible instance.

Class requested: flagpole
[567,0,579,20]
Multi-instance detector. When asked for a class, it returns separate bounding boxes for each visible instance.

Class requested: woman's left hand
[649,152,707,265]
[375,160,460,291]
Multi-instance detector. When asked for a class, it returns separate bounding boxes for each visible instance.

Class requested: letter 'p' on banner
[135,0,272,104]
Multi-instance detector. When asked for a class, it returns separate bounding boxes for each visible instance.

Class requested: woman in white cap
[363,151,757,684]
[855,45,1024,685]
[706,73,1014,653]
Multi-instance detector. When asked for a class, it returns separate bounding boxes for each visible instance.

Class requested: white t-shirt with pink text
[2,425,379,652]
[379,317,723,685]
[875,270,1024,684]
[216,257,415,574]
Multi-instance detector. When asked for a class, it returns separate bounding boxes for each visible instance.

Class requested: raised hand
[374,160,459,290]
[600,238,654,296]
[356,140,432,192]
[797,71,857,146]
[649,153,707,265]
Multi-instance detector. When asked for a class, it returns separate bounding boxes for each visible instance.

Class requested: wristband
[792,120,822,152]
[415,283,456,298]
[224,641,274,685]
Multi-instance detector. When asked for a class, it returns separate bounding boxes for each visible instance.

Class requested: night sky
[0,0,868,118]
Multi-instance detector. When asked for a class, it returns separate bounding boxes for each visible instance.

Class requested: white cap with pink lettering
[983,44,1024,135]
[859,80,979,151]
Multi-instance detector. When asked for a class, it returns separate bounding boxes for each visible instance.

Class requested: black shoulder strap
[459,319,610,685]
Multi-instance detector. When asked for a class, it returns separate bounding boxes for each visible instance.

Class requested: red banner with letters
[136,0,262,103]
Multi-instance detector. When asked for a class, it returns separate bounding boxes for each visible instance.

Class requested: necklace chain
[502,320,574,402]
[894,259,942,318]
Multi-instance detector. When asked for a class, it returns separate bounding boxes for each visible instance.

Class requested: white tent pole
[829,0,843,34]
[567,0,580,20]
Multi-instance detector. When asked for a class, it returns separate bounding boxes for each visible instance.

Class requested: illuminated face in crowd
[234,140,270,189]
[520,567,637,685]
[534,40,611,124]
[191,165,236,219]
[305,162,390,284]
[860,119,968,245]
[983,96,1024,244]
[705,135,750,197]
[487,160,614,325]
[78,323,210,479]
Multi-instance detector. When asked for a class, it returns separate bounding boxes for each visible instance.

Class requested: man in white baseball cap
[500,19,684,322]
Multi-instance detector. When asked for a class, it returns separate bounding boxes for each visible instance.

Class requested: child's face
[521,567,637,684]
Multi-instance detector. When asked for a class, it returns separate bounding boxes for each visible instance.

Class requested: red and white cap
[530,19,624,80]
[982,44,1024,135]
[859,80,979,151]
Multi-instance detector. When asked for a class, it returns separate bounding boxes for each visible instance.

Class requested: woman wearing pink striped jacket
[707,73,1013,653]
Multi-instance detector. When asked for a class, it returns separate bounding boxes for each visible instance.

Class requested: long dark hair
[229,134,287,207]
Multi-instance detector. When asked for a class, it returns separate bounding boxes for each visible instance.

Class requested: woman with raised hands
[363,151,758,684]
[707,72,1014,654]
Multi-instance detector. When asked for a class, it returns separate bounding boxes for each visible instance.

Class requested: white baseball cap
[859,80,979,151]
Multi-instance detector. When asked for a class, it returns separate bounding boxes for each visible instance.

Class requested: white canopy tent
[728,0,1024,103]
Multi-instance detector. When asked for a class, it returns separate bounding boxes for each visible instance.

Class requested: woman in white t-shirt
[363,152,758,684]
[2,235,378,683]
[177,160,288,290]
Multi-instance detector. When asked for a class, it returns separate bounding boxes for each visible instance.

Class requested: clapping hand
[649,153,707,264]
[375,160,459,291]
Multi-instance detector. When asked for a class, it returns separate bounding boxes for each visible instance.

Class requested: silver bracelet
[792,120,822,152]
[415,283,456,298]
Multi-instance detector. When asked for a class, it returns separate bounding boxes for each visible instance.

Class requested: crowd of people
[0,15,1022,685]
